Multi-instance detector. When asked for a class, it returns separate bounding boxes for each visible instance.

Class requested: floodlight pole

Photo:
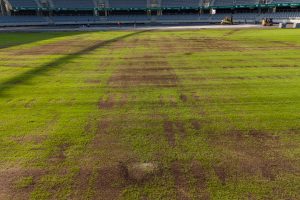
[0,0,10,16]
[0,0,3,16]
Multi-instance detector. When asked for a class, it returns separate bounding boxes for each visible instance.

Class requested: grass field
[0,29,300,200]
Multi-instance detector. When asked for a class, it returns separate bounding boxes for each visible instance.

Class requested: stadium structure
[0,0,300,26]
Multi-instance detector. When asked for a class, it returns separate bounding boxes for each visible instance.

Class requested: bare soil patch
[191,120,201,131]
[190,161,207,190]
[0,167,45,200]
[98,93,129,109]
[163,121,188,147]
[180,94,188,103]
[71,168,92,199]
[75,116,139,199]
[164,121,176,147]
[98,95,115,109]
[157,37,242,53]
[166,160,210,200]
[96,119,111,135]
[213,165,227,185]
[72,164,129,200]
[11,134,47,144]
[171,161,191,200]
[48,143,69,164]
[93,165,125,200]
[210,130,298,184]
[175,122,186,139]
[109,59,178,88]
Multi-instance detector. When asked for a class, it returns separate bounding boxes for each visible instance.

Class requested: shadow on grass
[0,32,85,49]
[0,30,147,97]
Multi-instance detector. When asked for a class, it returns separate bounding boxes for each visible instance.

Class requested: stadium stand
[51,0,94,9]
[108,0,147,9]
[1,0,300,26]
[8,0,37,8]
[0,16,48,25]
[235,0,258,5]
[271,0,300,3]
[161,0,203,8]
[213,0,234,7]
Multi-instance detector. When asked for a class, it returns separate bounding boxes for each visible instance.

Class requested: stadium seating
[261,11,300,19]
[5,0,300,9]
[235,0,258,5]
[213,0,234,6]
[8,0,37,8]
[161,0,202,8]
[108,15,150,22]
[158,14,200,20]
[2,11,300,26]
[2,0,300,26]
[108,0,147,8]
[0,16,48,25]
[51,0,94,9]
[271,0,300,3]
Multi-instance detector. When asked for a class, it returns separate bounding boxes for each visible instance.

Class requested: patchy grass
[0,29,300,200]
[15,176,34,189]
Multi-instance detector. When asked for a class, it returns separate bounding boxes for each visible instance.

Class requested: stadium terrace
[1,0,300,26]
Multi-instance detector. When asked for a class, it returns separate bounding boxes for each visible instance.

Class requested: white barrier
[279,23,286,28]
[293,23,300,28]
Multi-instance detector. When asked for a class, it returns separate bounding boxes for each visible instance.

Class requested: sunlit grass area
[0,29,299,200]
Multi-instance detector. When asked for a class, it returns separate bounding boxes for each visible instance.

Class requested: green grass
[0,29,299,200]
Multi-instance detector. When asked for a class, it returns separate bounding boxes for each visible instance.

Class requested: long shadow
[0,31,147,97]
[0,32,85,49]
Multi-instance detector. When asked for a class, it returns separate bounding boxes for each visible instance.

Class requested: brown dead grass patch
[180,94,188,103]
[175,122,186,138]
[71,168,92,199]
[164,121,187,147]
[93,164,125,200]
[171,161,191,200]
[48,143,69,164]
[96,119,111,135]
[16,40,103,56]
[11,134,47,144]
[98,93,129,109]
[191,120,201,131]
[164,121,176,147]
[210,130,298,184]
[156,37,242,53]
[190,161,207,190]
[73,117,139,199]
[109,57,178,88]
[117,36,241,54]
[168,160,210,200]
[0,167,45,200]
[98,95,115,109]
